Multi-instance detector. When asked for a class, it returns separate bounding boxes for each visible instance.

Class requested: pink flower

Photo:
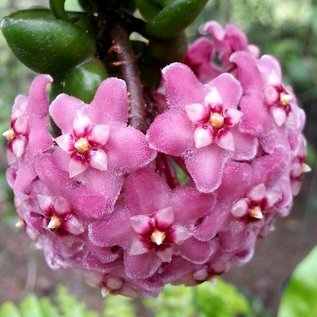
[35,194,84,235]
[147,63,258,193]
[89,169,216,279]
[258,55,298,127]
[184,21,259,83]
[231,183,280,220]
[3,75,53,193]
[4,20,310,298]
[50,78,156,180]
[289,136,311,195]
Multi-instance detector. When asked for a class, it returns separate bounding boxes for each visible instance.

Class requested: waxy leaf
[50,58,107,103]
[146,0,208,39]
[1,9,95,75]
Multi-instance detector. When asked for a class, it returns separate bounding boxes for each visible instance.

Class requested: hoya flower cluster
[4,21,309,297]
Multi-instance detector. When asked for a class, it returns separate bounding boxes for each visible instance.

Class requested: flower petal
[230,52,272,135]
[231,199,249,217]
[185,146,230,193]
[55,134,73,152]
[10,160,36,193]
[129,239,149,256]
[73,111,91,136]
[155,207,174,230]
[28,117,53,154]
[172,186,216,224]
[37,195,52,212]
[252,146,290,185]
[88,124,110,145]
[271,107,287,127]
[204,86,223,106]
[207,73,242,109]
[226,108,243,126]
[232,130,258,161]
[193,200,229,241]
[257,55,282,84]
[69,156,88,178]
[49,94,85,133]
[13,116,28,134]
[54,196,71,215]
[108,126,156,172]
[264,85,279,104]
[124,253,161,279]
[89,150,108,171]
[71,169,123,215]
[147,110,194,156]
[156,247,173,263]
[123,169,171,216]
[63,215,85,235]
[173,225,192,244]
[88,207,132,248]
[27,75,53,117]
[204,21,225,40]
[130,215,152,234]
[216,129,234,151]
[35,155,112,218]
[178,238,213,264]
[185,103,209,124]
[89,78,128,124]
[248,183,266,202]
[162,63,206,110]
[12,138,26,158]
[194,126,214,149]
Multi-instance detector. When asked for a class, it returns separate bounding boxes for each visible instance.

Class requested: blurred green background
[1,1,317,316]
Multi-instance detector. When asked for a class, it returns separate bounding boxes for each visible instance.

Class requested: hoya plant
[1,0,310,298]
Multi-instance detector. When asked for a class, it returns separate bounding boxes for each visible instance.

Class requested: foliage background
[0,0,317,316]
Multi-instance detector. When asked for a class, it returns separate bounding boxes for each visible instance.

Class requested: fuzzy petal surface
[185,146,230,193]
[147,110,195,156]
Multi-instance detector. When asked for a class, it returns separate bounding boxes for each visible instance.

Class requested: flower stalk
[110,23,147,132]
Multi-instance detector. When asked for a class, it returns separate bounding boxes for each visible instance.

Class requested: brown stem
[110,24,147,132]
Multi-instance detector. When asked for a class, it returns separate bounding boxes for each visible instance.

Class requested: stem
[110,24,147,132]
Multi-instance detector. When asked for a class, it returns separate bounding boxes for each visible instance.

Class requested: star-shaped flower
[147,63,258,193]
[3,75,54,193]
[89,169,216,279]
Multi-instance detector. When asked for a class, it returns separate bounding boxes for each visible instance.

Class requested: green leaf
[136,0,162,21]
[1,9,95,75]
[0,302,22,317]
[56,286,99,317]
[196,280,250,317]
[50,58,107,103]
[278,246,317,317]
[146,0,208,39]
[103,295,135,317]
[20,295,43,317]
[144,280,250,317]
[49,0,72,21]
[39,298,59,317]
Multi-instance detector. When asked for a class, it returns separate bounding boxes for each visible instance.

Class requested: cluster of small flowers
[3,21,309,297]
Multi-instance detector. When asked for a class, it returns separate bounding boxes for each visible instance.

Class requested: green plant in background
[278,246,317,317]
[2,246,317,316]
[0,281,250,317]
[144,280,250,317]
